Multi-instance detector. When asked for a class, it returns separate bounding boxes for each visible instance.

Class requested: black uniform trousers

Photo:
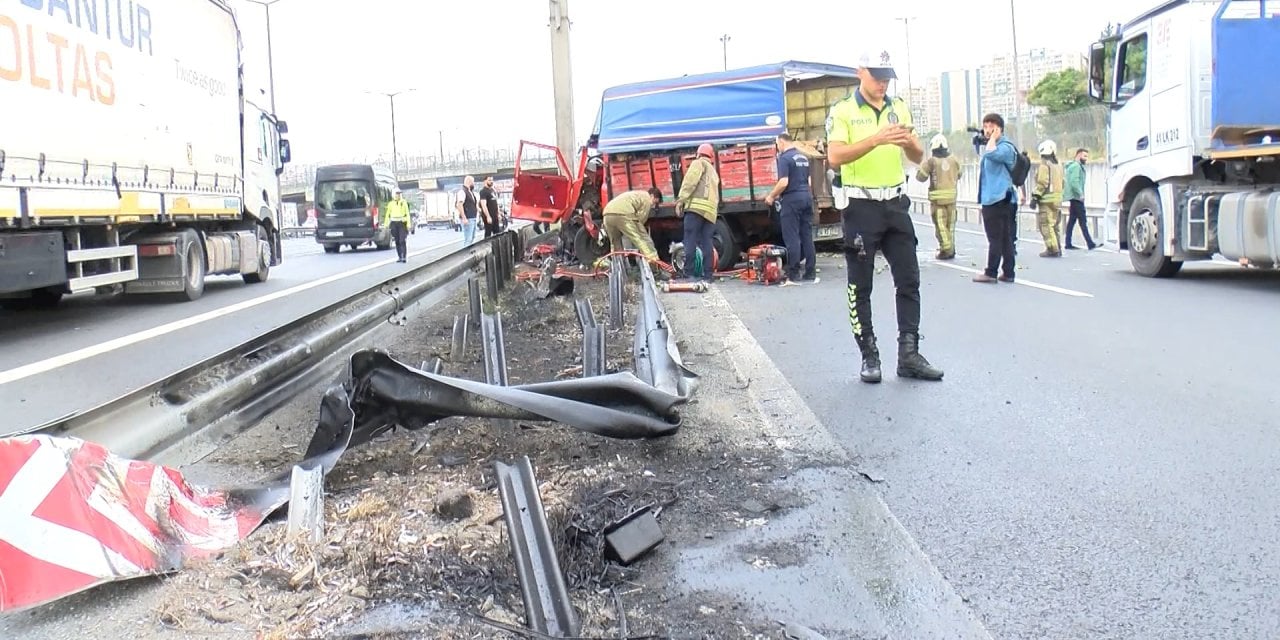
[980,200,1017,278]
[842,195,921,337]
[780,196,817,281]
[389,220,409,261]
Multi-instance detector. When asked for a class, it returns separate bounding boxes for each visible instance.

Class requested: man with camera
[972,113,1021,283]
[826,48,944,384]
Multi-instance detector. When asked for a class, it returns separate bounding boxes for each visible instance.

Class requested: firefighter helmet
[930,134,948,151]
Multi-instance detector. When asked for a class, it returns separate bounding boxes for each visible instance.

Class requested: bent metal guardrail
[21,230,530,462]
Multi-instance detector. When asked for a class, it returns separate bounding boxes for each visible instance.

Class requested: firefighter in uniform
[827,49,944,383]
[387,187,411,263]
[915,134,962,260]
[1033,139,1065,257]
[603,187,663,258]
[677,143,721,282]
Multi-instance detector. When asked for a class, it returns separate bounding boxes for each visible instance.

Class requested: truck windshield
[317,181,372,210]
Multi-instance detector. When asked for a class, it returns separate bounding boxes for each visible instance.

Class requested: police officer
[1032,140,1065,257]
[765,133,818,285]
[827,48,944,383]
[387,187,411,263]
[915,134,962,260]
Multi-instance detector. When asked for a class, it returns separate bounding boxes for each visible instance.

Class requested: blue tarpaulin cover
[595,61,858,154]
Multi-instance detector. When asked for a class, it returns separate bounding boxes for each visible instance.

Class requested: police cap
[856,48,898,81]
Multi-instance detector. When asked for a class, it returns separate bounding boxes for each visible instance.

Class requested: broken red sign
[0,434,270,612]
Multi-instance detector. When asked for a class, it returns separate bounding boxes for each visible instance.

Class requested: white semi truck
[1088,0,1280,277]
[0,0,291,307]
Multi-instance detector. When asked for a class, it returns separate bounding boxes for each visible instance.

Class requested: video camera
[967,125,988,146]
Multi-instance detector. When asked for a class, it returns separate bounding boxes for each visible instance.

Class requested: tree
[1027,68,1089,114]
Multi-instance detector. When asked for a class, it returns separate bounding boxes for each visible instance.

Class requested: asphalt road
[715,213,1280,639]
[0,229,469,434]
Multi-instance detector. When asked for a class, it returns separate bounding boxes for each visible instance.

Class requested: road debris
[494,455,580,637]
[602,506,666,566]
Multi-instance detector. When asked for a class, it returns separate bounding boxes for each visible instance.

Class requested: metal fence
[1001,104,1110,156]
[280,145,561,191]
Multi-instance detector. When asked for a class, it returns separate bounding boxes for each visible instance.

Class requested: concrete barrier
[908,197,1111,247]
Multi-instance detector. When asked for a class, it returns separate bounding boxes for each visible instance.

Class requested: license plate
[817,226,841,238]
[325,231,343,237]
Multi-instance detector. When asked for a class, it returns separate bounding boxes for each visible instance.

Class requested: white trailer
[0,0,291,307]
[1089,0,1280,277]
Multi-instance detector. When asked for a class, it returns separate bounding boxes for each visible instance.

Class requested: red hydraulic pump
[744,244,786,285]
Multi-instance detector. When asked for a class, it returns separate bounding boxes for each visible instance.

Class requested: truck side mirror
[1087,41,1112,105]
[276,120,289,135]
[279,139,292,166]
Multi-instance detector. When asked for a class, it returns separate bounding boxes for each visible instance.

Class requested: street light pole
[389,93,399,175]
[1009,0,1024,140]
[895,17,917,105]
[720,34,731,70]
[366,88,416,175]
[244,0,282,114]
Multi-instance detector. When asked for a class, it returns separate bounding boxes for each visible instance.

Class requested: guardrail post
[468,277,482,328]
[575,298,605,377]
[286,464,324,543]
[485,254,500,303]
[451,314,468,361]
[481,312,509,386]
[608,256,625,328]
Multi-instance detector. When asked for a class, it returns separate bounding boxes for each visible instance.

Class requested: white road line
[0,239,461,386]
[929,261,1095,298]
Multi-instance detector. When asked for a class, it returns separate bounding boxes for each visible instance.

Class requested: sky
[229,0,1157,166]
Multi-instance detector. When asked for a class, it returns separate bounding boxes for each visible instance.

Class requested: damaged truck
[511,61,856,271]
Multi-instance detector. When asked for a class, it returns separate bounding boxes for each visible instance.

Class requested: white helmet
[1038,140,1057,156]
[930,134,948,151]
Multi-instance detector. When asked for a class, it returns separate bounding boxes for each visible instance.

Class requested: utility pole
[366,89,415,175]
[720,34,731,70]
[245,0,282,114]
[438,130,445,162]
[548,0,577,165]
[896,17,916,96]
[1009,0,1024,141]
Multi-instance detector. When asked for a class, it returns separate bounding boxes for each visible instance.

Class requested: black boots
[897,333,944,381]
[857,333,944,382]
[855,334,882,383]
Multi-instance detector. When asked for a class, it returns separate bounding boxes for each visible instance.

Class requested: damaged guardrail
[17,230,528,461]
[0,228,700,620]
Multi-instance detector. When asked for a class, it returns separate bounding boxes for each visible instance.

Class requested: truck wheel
[243,239,271,284]
[712,218,739,272]
[177,233,207,301]
[1127,188,1182,278]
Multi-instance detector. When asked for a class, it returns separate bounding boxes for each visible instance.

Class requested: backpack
[1009,144,1032,187]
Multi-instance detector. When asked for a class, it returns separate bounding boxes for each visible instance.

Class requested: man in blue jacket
[973,113,1019,283]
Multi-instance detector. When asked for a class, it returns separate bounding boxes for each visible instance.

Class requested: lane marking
[928,260,1094,298]
[0,239,461,386]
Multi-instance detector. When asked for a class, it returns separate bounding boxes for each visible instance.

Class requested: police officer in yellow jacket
[915,134,962,260]
[387,187,411,263]
[827,48,943,383]
[1033,139,1065,257]
[677,144,721,282]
